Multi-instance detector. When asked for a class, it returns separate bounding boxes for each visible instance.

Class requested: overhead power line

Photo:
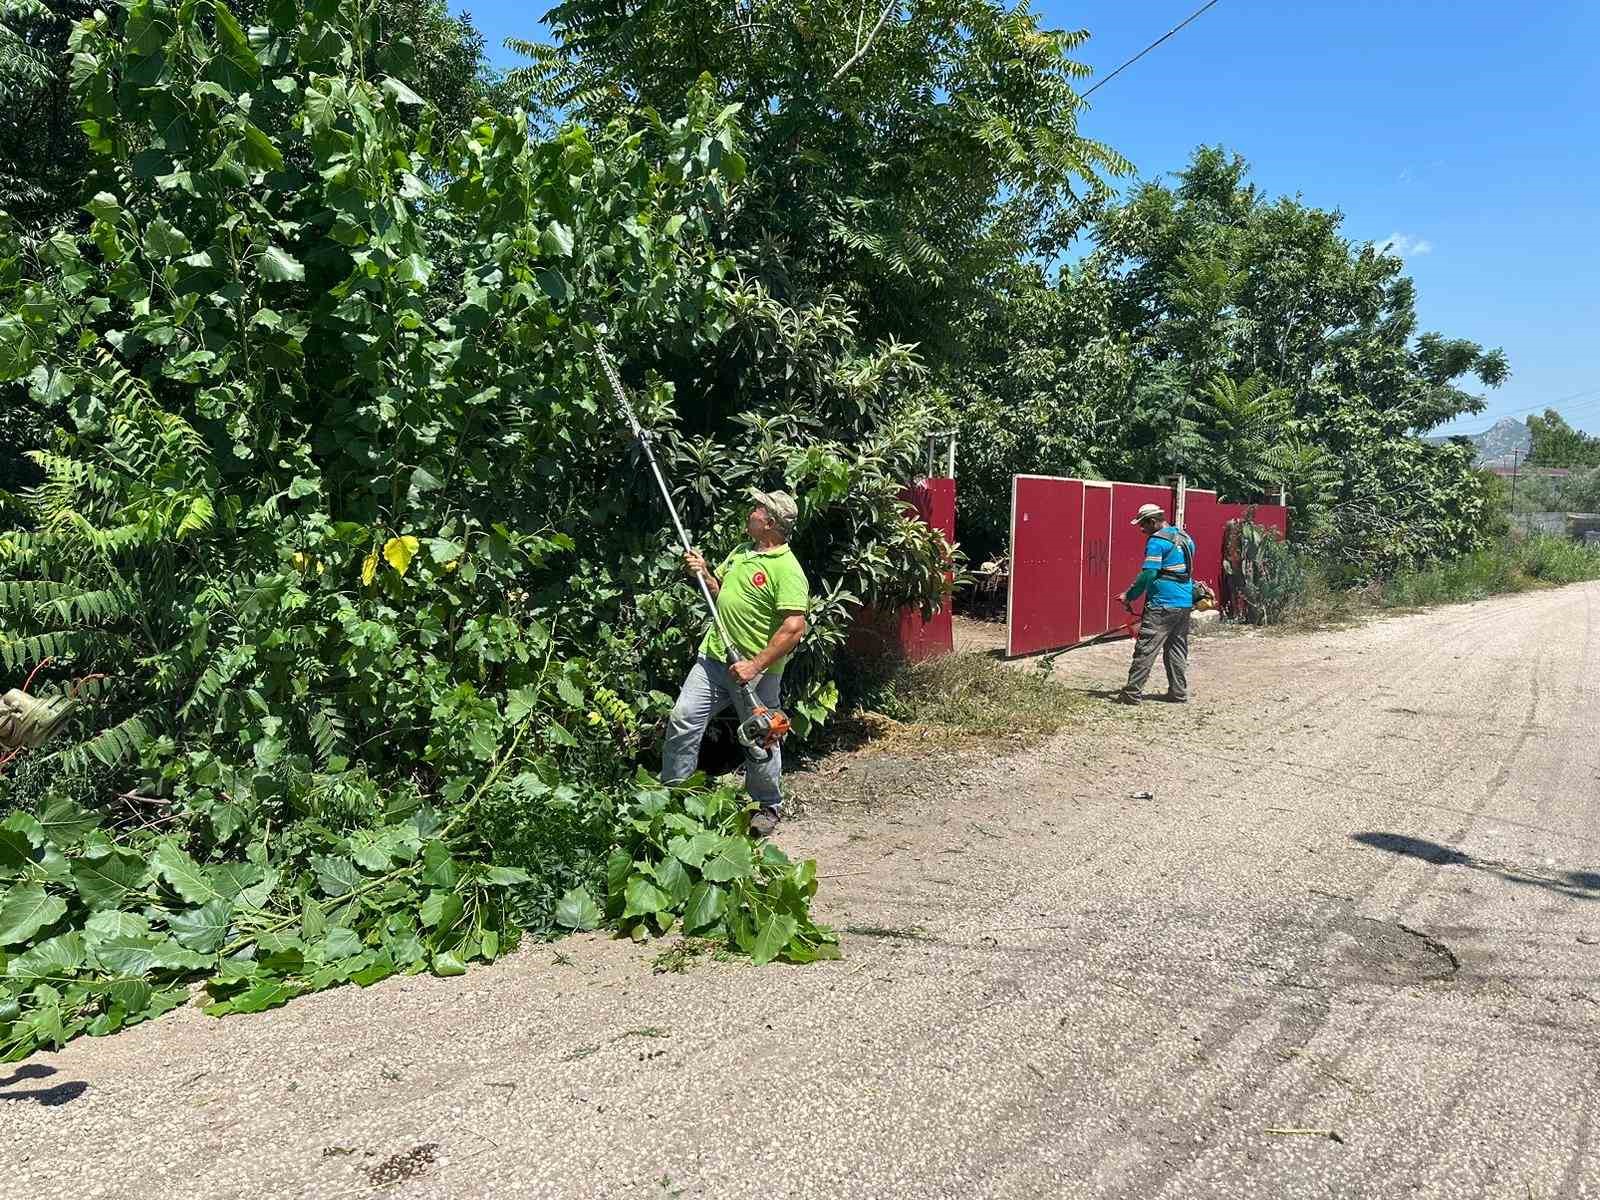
[1440,388,1600,438]
[1081,0,1222,99]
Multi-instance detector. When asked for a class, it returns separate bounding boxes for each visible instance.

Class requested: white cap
[1131,503,1165,526]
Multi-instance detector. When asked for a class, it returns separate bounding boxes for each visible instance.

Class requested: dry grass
[869,651,1092,738]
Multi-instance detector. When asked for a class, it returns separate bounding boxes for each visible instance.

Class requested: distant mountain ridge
[1427,416,1531,466]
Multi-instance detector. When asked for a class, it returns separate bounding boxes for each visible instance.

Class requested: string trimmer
[594,346,791,760]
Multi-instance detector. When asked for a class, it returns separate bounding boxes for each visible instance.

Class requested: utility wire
[1081,0,1222,99]
[1440,388,1600,438]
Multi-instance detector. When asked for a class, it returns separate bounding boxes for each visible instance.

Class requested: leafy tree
[508,0,1130,355]
[1527,409,1600,468]
[0,0,966,1056]
[953,146,1511,573]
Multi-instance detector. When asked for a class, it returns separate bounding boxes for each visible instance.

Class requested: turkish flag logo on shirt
[752,571,768,588]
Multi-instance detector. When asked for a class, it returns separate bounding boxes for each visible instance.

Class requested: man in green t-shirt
[662,489,810,837]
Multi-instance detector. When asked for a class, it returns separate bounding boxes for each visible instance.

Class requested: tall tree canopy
[1528,409,1600,468]
[510,0,1130,354]
[949,148,1511,571]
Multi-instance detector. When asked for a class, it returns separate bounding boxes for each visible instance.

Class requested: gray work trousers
[1121,605,1191,702]
[661,657,784,808]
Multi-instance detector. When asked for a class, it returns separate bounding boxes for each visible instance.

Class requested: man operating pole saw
[1116,502,1196,706]
[663,490,810,838]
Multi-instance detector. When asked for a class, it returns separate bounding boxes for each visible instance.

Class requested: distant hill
[1426,416,1531,466]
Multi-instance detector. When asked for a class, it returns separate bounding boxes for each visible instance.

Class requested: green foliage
[0,0,996,1056]
[509,0,1129,355]
[1242,535,1600,631]
[949,146,1513,570]
[558,770,838,965]
[1527,409,1600,468]
[1222,519,1307,626]
[0,740,533,1061]
[1379,535,1600,607]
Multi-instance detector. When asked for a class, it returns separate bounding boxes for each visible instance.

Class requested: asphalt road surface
[6,585,1598,1199]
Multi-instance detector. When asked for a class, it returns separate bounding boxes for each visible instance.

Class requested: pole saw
[594,345,791,761]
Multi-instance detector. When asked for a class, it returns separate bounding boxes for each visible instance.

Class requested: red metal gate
[1006,475,1289,656]
[1007,476,1083,657]
[1079,483,1113,639]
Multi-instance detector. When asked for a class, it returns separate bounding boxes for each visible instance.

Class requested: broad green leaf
[239,123,282,171]
[212,863,276,909]
[668,831,718,869]
[430,949,466,977]
[420,840,458,888]
[0,884,66,947]
[427,538,464,565]
[37,798,98,846]
[350,957,396,987]
[101,974,153,1017]
[555,676,584,709]
[504,687,541,724]
[750,913,799,966]
[554,886,601,931]
[167,899,233,953]
[481,865,533,886]
[143,218,192,258]
[623,875,671,920]
[700,837,755,883]
[418,890,462,930]
[227,978,300,1014]
[210,1,259,80]
[681,882,725,934]
[383,535,419,575]
[652,856,692,906]
[92,935,208,976]
[152,842,219,904]
[312,855,362,898]
[84,909,150,944]
[260,245,304,282]
[9,931,85,981]
[300,896,327,941]
[380,76,425,106]
[71,848,148,910]
[320,925,362,960]
[540,220,574,257]
[0,827,35,873]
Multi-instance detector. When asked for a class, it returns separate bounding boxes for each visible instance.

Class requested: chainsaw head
[737,705,791,753]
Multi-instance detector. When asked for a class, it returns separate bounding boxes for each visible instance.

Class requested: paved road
[7,585,1599,1198]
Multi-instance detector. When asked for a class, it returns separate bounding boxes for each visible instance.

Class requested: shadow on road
[0,1063,88,1106]
[1352,831,1600,901]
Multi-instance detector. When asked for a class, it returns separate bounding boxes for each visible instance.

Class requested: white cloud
[1376,232,1433,259]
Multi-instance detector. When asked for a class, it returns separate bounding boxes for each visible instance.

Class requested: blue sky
[459,0,1600,436]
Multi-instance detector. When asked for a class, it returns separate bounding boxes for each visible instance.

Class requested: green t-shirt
[699,543,810,675]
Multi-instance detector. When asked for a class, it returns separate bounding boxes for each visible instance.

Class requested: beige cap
[1130,502,1166,525]
[749,488,799,533]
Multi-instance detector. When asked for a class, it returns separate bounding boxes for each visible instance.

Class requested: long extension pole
[594,345,742,659]
[594,346,789,759]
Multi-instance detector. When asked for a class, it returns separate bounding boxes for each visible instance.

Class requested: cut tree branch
[830,0,897,84]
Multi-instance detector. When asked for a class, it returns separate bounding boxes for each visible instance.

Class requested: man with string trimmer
[666,490,809,837]
[593,342,806,837]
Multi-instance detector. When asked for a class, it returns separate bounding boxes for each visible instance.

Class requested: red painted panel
[1182,489,1224,596]
[1111,483,1175,616]
[896,479,955,661]
[1079,484,1113,638]
[1007,476,1084,656]
[1255,505,1288,538]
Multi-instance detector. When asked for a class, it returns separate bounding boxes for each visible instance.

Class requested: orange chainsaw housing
[751,706,791,749]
